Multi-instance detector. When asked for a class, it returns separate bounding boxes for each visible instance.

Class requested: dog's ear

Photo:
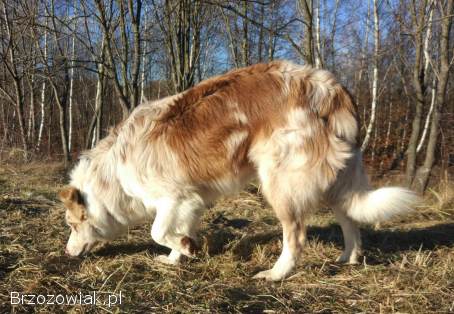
[59,187,87,221]
[59,187,84,205]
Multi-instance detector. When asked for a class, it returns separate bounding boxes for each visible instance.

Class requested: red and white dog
[59,61,416,281]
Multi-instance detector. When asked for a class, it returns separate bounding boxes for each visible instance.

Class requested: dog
[59,61,417,281]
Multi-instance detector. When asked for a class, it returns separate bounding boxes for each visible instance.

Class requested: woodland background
[0,0,453,193]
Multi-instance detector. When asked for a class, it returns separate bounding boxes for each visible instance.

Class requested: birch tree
[361,0,379,152]
[34,0,72,165]
[416,3,436,154]
[314,0,322,68]
[140,3,149,103]
[85,37,107,149]
[36,17,48,150]
[68,4,77,152]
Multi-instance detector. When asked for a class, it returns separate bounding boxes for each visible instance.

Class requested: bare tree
[298,0,314,66]
[361,0,379,152]
[154,0,205,92]
[355,0,371,107]
[328,0,340,71]
[36,17,48,150]
[68,3,78,152]
[95,0,143,117]
[241,0,250,66]
[314,0,322,68]
[417,3,436,153]
[405,0,431,186]
[0,1,29,158]
[413,0,453,192]
[85,36,107,149]
[140,3,149,103]
[32,0,73,165]
[417,77,436,153]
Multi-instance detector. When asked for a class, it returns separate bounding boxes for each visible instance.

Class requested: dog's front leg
[150,197,202,264]
[154,249,182,265]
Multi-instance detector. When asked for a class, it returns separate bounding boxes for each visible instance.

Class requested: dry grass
[0,162,453,313]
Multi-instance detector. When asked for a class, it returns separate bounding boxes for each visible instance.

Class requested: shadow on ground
[89,220,454,265]
[310,222,454,251]
[94,241,168,257]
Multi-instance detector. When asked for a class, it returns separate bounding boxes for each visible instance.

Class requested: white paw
[154,254,180,265]
[253,269,286,281]
[336,252,359,264]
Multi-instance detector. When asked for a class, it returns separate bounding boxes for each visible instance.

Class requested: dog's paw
[253,269,285,281]
[154,254,180,265]
[180,236,199,257]
[336,253,359,264]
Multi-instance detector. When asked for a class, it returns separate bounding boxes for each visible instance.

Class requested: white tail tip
[348,187,419,224]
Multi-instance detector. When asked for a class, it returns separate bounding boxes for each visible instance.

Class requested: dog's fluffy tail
[327,150,419,224]
[346,187,418,224]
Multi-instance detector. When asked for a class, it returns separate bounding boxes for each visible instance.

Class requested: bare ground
[0,162,453,313]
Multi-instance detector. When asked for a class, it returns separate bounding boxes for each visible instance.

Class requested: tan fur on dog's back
[134,61,359,185]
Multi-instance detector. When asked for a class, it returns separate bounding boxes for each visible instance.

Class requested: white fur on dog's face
[60,187,107,257]
[65,211,102,256]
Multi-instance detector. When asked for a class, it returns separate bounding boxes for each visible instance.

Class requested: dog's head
[59,186,122,257]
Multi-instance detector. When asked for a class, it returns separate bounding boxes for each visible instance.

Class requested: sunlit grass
[0,162,453,313]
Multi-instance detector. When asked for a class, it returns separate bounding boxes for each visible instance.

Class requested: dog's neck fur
[70,133,149,230]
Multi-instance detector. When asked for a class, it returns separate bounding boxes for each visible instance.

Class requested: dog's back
[117,61,358,197]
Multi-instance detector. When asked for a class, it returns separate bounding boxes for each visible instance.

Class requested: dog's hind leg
[333,207,361,264]
[253,203,307,281]
[252,165,315,281]
[325,149,364,264]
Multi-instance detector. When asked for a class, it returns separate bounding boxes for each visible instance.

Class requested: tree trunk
[68,24,76,152]
[241,1,249,66]
[330,0,340,71]
[140,4,148,103]
[355,0,370,108]
[379,101,393,172]
[257,2,265,62]
[27,73,35,144]
[413,0,453,193]
[314,0,322,68]
[86,36,107,149]
[361,0,379,152]
[128,0,142,110]
[417,77,436,153]
[299,0,314,66]
[405,1,429,186]
[221,9,240,67]
[2,2,28,159]
[95,0,132,118]
[37,18,48,150]
[14,80,28,157]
